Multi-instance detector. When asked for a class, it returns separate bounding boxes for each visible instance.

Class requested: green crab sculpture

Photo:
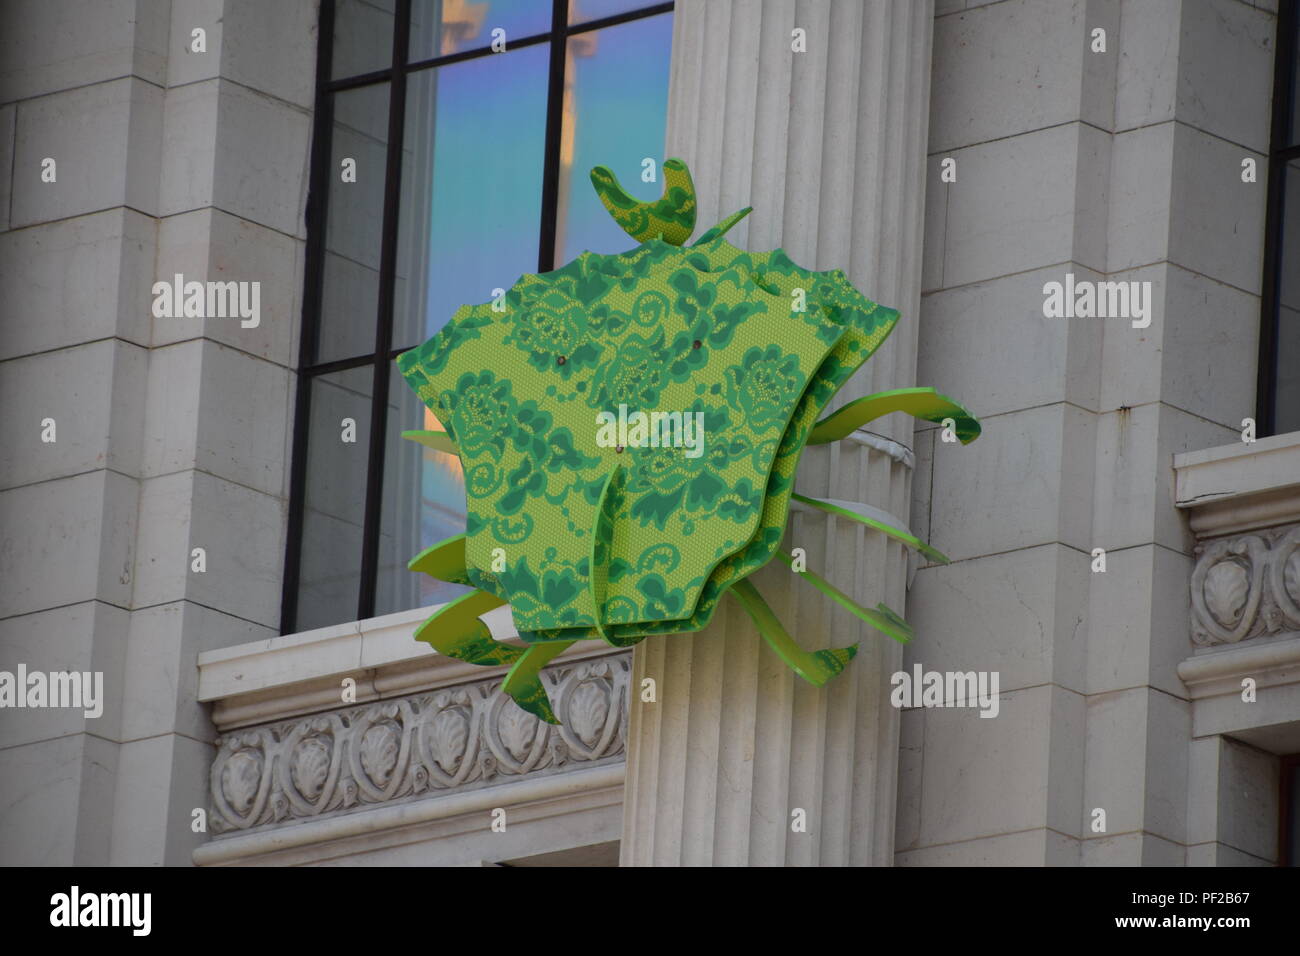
[397,158,980,723]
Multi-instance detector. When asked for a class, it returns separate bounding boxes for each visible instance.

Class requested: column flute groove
[621,0,935,866]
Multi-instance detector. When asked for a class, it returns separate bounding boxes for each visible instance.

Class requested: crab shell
[397,233,899,645]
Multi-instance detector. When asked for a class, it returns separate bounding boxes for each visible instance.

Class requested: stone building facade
[0,0,1295,866]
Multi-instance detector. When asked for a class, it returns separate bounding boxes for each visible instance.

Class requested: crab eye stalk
[590,157,697,246]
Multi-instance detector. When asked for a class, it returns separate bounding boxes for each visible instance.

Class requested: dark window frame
[1281,751,1300,865]
[282,0,674,634]
[1257,0,1299,437]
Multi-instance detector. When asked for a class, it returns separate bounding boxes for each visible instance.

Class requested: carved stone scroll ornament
[208,653,630,834]
[280,714,345,817]
[1190,527,1300,646]
[210,727,282,829]
[1269,526,1300,630]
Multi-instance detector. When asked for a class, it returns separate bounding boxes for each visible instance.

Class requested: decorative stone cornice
[197,603,620,731]
[1174,431,1300,537]
[209,652,630,835]
[1178,633,1300,700]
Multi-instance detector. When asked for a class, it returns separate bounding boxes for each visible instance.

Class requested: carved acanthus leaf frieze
[1191,525,1300,646]
[209,654,630,834]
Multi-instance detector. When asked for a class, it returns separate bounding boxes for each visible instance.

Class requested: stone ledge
[1174,430,1300,536]
[1179,633,1300,699]
[197,604,619,730]
[194,762,625,866]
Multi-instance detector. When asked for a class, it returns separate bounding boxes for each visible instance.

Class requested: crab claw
[501,641,573,724]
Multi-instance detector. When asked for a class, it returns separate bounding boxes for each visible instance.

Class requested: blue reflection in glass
[411,0,555,60]
[569,0,662,25]
[376,366,470,617]
[556,13,673,262]
[376,7,674,620]
[398,44,549,348]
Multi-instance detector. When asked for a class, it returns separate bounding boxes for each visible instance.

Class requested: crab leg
[587,466,623,645]
[791,493,950,565]
[775,551,913,645]
[408,532,474,586]
[409,534,527,667]
[691,206,752,246]
[807,386,980,445]
[729,578,858,686]
[501,640,575,724]
[412,589,528,667]
[400,428,456,455]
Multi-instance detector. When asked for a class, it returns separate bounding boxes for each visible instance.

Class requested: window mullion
[536,0,571,273]
[281,0,339,635]
[357,0,413,621]
[1256,0,1299,437]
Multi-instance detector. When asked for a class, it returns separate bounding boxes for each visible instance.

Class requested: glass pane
[296,366,375,631]
[1275,162,1300,436]
[333,0,396,79]
[316,83,391,365]
[376,365,471,617]
[410,0,553,61]
[554,13,673,263]
[393,48,548,351]
[568,0,662,25]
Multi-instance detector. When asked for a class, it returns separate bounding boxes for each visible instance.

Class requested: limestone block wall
[903,0,1277,864]
[0,0,318,865]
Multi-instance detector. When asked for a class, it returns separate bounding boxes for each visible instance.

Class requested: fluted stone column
[620,0,934,866]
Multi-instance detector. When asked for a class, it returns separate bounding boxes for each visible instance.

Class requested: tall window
[1260,0,1300,436]
[284,0,674,633]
